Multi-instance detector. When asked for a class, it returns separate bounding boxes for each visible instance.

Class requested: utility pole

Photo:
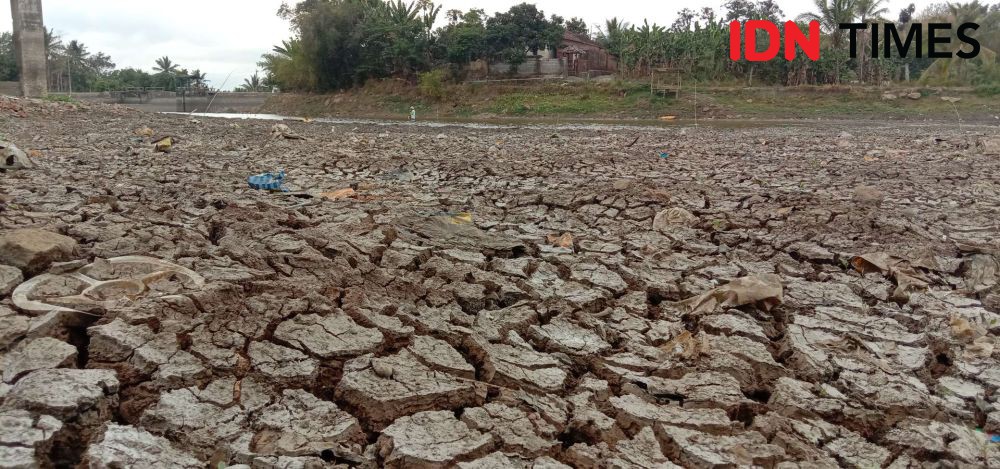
[9,0,48,97]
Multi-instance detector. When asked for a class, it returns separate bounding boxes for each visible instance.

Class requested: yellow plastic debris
[153,136,173,153]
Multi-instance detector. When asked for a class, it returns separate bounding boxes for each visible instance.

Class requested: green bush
[418,70,447,101]
[975,84,1000,96]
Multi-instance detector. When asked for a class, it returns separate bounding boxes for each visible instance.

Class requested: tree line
[0,30,209,93]
[260,0,999,92]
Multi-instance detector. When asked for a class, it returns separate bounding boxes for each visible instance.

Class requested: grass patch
[42,94,77,103]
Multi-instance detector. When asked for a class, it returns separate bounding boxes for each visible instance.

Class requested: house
[469,30,618,79]
[556,31,617,76]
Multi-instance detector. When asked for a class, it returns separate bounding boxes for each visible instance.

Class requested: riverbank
[260,78,1000,123]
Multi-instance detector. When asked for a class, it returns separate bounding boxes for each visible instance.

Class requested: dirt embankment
[1,95,1000,467]
[260,78,1000,123]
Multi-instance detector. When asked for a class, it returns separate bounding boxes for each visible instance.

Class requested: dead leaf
[152,136,173,153]
[852,253,929,302]
[320,188,356,200]
[676,274,784,314]
[547,233,573,248]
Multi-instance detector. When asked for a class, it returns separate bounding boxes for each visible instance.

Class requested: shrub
[418,70,447,101]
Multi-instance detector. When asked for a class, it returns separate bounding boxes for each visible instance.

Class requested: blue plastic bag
[248,170,287,191]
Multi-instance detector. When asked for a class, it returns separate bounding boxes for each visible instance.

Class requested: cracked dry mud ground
[1,97,1000,468]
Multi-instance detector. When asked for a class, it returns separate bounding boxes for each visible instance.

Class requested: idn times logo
[729,20,983,61]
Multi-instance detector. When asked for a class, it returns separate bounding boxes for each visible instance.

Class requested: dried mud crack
[1,96,999,468]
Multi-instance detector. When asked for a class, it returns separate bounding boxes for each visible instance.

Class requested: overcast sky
[3,0,927,90]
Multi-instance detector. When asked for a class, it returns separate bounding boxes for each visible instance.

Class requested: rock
[336,351,485,429]
[378,410,495,468]
[0,265,22,297]
[652,208,698,232]
[460,403,559,457]
[906,92,921,100]
[407,335,475,379]
[274,312,384,359]
[881,93,897,101]
[253,389,364,457]
[657,425,786,467]
[0,409,62,468]
[610,394,735,434]
[2,338,77,383]
[0,141,33,170]
[2,369,118,418]
[85,424,202,468]
[853,185,884,206]
[0,306,30,349]
[0,229,77,275]
[248,341,319,382]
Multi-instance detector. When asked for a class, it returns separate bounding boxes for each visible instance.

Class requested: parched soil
[1,96,1000,468]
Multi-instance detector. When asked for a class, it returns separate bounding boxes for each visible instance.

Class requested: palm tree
[798,0,858,82]
[853,0,888,82]
[241,72,262,92]
[921,1,998,83]
[64,40,89,93]
[153,56,180,74]
[797,0,859,48]
[189,69,207,87]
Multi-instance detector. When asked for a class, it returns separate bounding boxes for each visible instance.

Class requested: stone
[253,389,364,457]
[653,208,698,232]
[248,341,319,382]
[2,337,77,383]
[0,306,30,349]
[336,351,485,429]
[407,335,475,378]
[377,410,495,468]
[274,313,384,359]
[2,369,118,418]
[461,403,559,457]
[610,394,735,434]
[0,229,77,275]
[0,410,62,467]
[0,141,33,170]
[0,265,22,297]
[85,424,202,468]
[657,425,786,467]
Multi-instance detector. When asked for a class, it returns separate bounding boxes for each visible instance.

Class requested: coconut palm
[798,0,859,48]
[153,56,180,74]
[240,72,262,92]
[920,1,998,83]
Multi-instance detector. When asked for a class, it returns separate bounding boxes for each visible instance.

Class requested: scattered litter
[152,136,174,153]
[248,170,288,191]
[1,141,34,170]
[652,207,698,232]
[659,152,669,159]
[134,126,154,137]
[271,123,305,140]
[676,274,784,314]
[851,253,929,303]
[320,188,356,200]
[446,212,473,225]
[659,115,677,121]
[547,233,573,248]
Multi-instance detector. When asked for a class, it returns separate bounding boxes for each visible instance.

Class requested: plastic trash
[0,141,33,170]
[659,152,669,159]
[153,136,173,153]
[992,434,1000,443]
[248,170,288,191]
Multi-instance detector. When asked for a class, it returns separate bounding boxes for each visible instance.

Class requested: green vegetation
[259,0,998,93]
[261,78,998,121]
[0,30,211,92]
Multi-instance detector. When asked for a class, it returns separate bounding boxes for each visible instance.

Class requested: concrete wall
[63,92,271,113]
[478,58,567,78]
[0,81,20,96]
[10,0,47,97]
